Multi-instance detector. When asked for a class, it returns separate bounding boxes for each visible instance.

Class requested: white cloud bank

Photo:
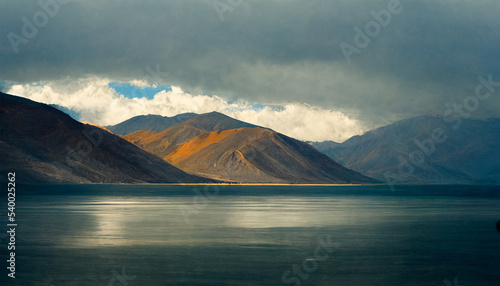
[6,77,367,142]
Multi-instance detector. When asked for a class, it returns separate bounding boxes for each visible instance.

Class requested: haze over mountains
[313,115,500,184]
[0,93,210,184]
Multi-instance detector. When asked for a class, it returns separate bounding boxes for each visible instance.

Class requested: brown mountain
[124,112,258,159]
[125,112,376,184]
[106,113,198,135]
[0,92,211,184]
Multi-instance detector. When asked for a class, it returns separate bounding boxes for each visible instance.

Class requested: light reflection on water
[6,185,500,285]
[33,196,404,247]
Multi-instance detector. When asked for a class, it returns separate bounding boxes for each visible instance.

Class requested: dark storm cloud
[1,0,499,125]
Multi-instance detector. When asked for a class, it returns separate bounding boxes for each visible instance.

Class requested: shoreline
[20,182,377,186]
[145,183,368,186]
[19,182,500,187]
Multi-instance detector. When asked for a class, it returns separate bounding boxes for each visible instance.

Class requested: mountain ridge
[0,92,211,184]
[106,113,198,135]
[124,112,261,159]
[314,115,500,184]
[125,113,377,184]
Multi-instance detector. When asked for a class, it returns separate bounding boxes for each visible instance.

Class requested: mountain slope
[49,104,81,121]
[318,115,500,184]
[124,112,260,159]
[125,112,376,183]
[0,93,210,184]
[164,127,375,183]
[107,113,198,135]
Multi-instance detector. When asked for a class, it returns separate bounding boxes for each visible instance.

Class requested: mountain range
[0,93,210,184]
[123,112,374,183]
[312,115,500,184]
[3,91,498,185]
[0,92,374,184]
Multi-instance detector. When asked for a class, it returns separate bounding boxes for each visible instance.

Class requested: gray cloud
[1,0,499,126]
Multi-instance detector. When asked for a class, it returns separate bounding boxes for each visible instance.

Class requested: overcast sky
[1,0,499,141]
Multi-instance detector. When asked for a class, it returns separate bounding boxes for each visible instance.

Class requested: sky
[1,0,499,142]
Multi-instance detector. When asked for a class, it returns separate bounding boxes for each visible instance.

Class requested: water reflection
[48,196,406,247]
[13,185,500,285]
[225,198,355,228]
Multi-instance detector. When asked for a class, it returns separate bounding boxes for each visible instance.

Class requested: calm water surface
[1,185,499,285]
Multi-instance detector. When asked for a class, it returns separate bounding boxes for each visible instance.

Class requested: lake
[1,184,499,285]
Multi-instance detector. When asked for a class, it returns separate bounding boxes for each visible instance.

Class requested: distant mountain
[310,140,340,152]
[317,115,500,184]
[125,112,376,184]
[107,113,198,135]
[49,104,81,121]
[0,92,210,184]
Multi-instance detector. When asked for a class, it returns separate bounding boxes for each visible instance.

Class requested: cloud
[231,104,366,142]
[1,0,499,126]
[6,77,366,142]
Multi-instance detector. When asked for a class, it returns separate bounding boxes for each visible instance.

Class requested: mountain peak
[182,112,259,133]
[320,115,500,183]
[107,113,198,135]
[163,126,375,183]
[124,110,375,184]
[0,92,210,184]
